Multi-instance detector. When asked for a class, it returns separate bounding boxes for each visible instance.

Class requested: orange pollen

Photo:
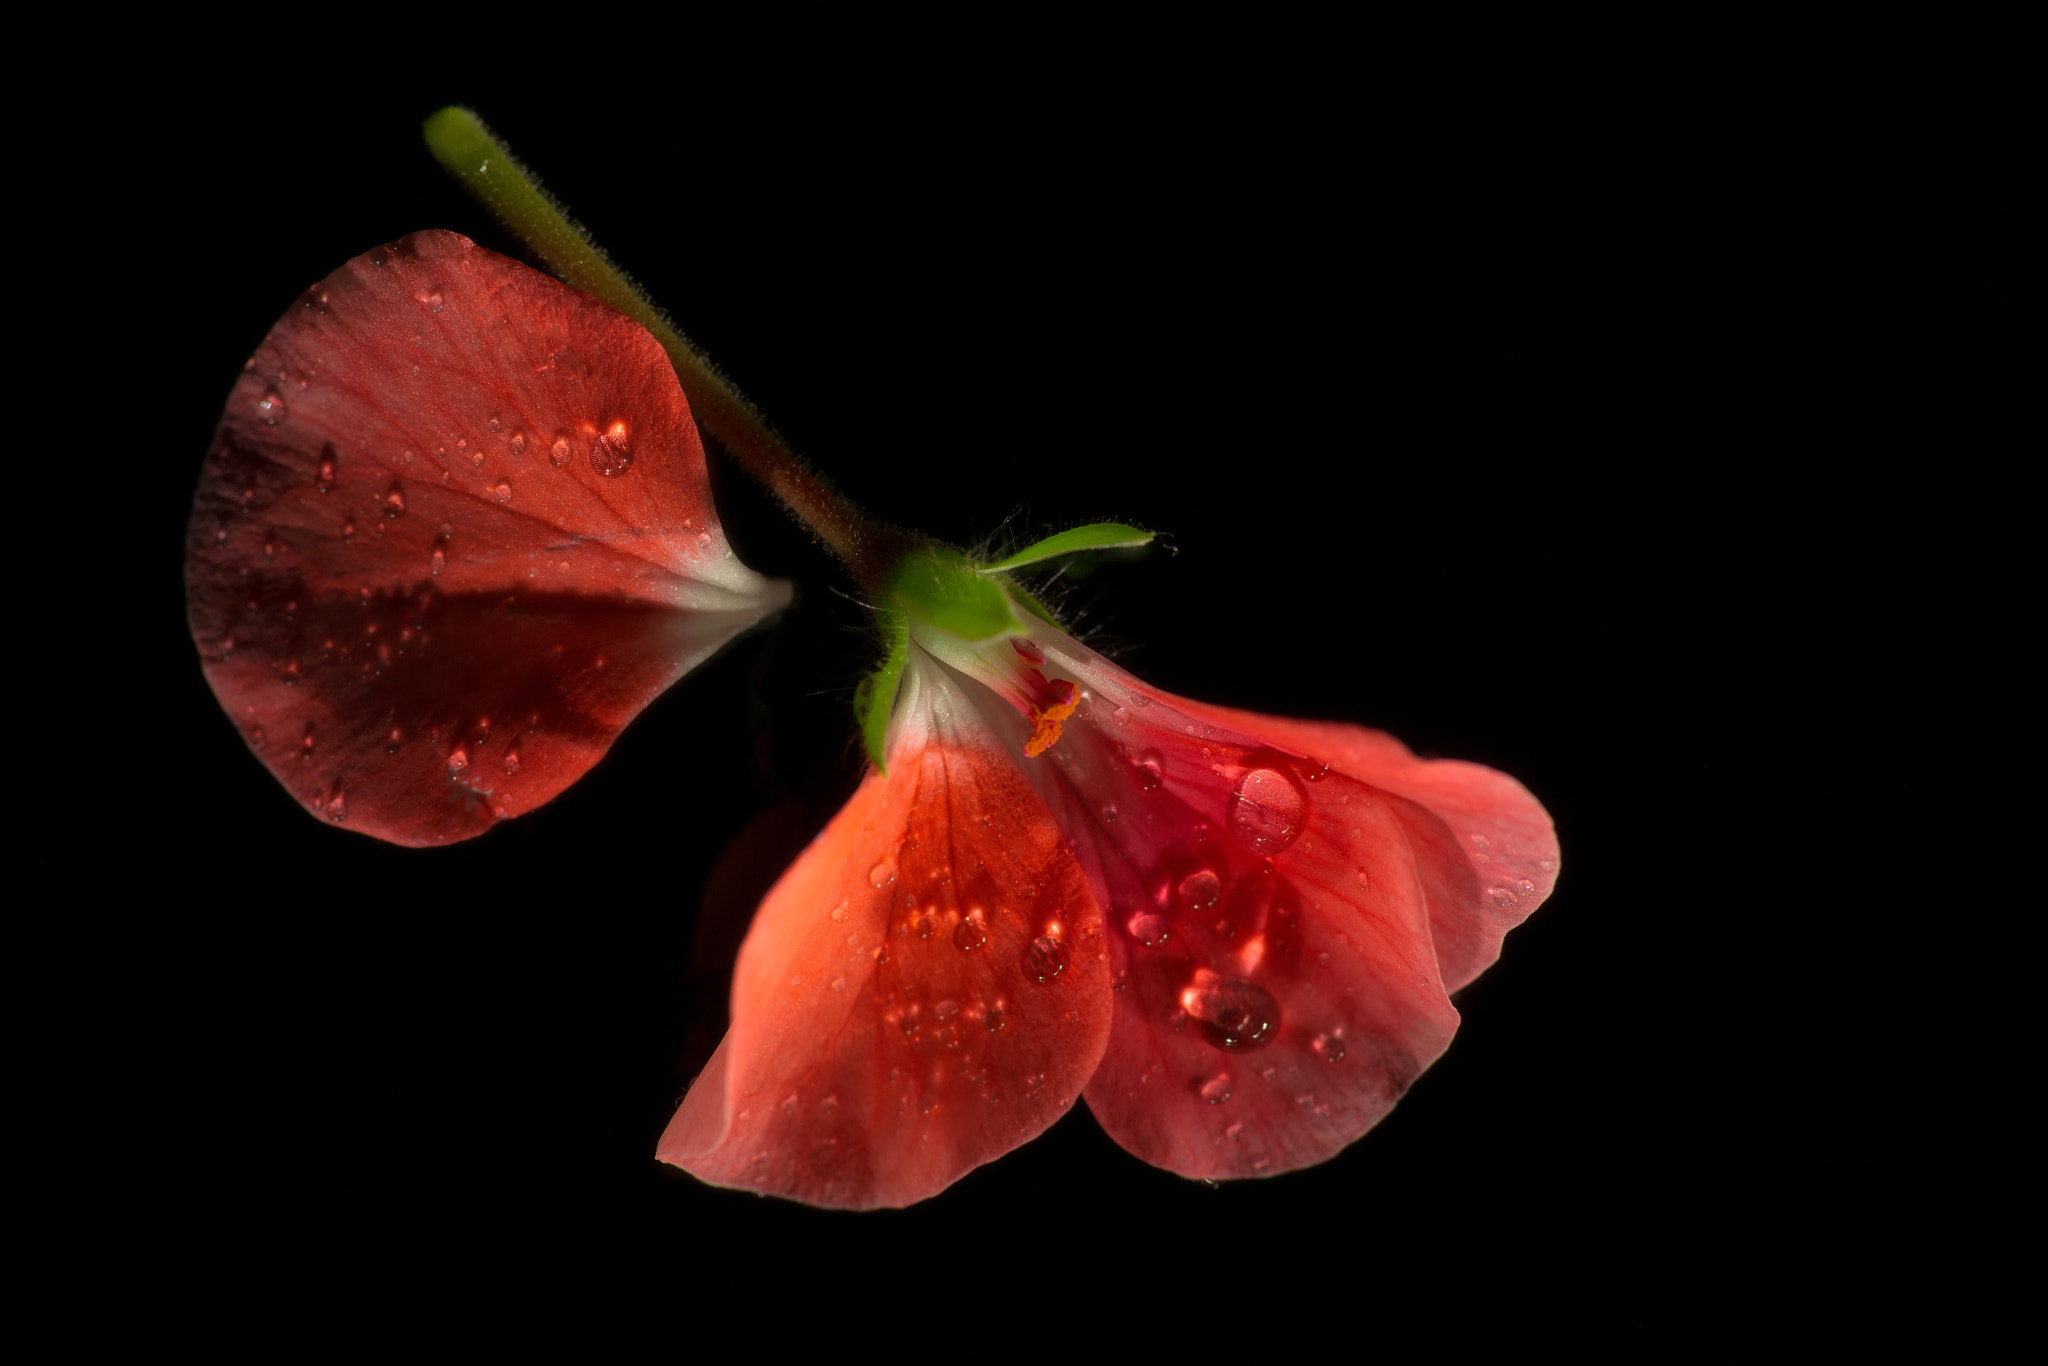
[1023,680,1080,758]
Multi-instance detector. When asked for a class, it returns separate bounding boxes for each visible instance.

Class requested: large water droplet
[1182,975,1280,1052]
[1135,752,1163,789]
[589,433,633,476]
[1198,1073,1233,1105]
[1177,868,1222,912]
[257,389,286,424]
[869,858,897,889]
[953,918,987,952]
[1229,767,1308,854]
[1022,935,1067,983]
[1126,912,1171,948]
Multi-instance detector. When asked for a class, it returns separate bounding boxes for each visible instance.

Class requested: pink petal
[661,665,1114,1208]
[185,231,786,846]
[997,637,1557,1181]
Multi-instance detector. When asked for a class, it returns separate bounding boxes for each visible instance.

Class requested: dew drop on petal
[549,435,573,467]
[327,787,348,823]
[589,433,633,476]
[486,418,502,434]
[257,389,286,424]
[1311,1032,1347,1063]
[316,456,336,492]
[1489,886,1521,909]
[985,1008,1006,1034]
[953,918,987,952]
[1177,869,1222,912]
[915,914,936,940]
[447,746,469,775]
[417,291,444,312]
[1228,767,1308,854]
[493,482,512,504]
[1199,1073,1234,1105]
[1022,935,1068,983]
[1182,975,1281,1052]
[510,432,527,456]
[869,858,897,889]
[934,998,961,1021]
[1126,912,1171,948]
[1136,752,1163,789]
[830,901,850,924]
[380,483,407,518]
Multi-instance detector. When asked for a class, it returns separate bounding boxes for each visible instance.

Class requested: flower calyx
[853,526,1153,772]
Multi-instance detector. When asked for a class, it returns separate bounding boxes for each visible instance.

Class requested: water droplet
[934,998,961,1021]
[492,482,512,504]
[509,431,528,457]
[1311,1032,1347,1063]
[830,977,847,992]
[1177,869,1222,912]
[341,516,356,541]
[1198,1073,1233,1105]
[327,787,348,822]
[248,726,265,749]
[502,747,521,776]
[486,418,502,434]
[1136,753,1163,789]
[1022,935,1067,982]
[953,918,987,952]
[914,913,936,940]
[1181,974,1281,1052]
[417,291,444,312]
[985,1008,1007,1034]
[1101,804,1119,824]
[830,901,850,924]
[256,389,286,424]
[1126,912,1171,948]
[549,435,573,466]
[447,746,470,775]
[299,725,316,759]
[1129,694,1150,709]
[1112,706,1130,725]
[429,540,446,577]
[316,456,336,492]
[1229,767,1308,854]
[869,858,897,889]
[1192,822,1211,844]
[589,432,633,476]
[380,482,407,518]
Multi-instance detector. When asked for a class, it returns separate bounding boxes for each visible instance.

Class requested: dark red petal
[1161,707,1558,993]
[660,664,1113,1208]
[1004,641,1557,1180]
[185,231,786,846]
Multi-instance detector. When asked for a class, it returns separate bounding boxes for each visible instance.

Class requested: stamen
[1024,679,1079,757]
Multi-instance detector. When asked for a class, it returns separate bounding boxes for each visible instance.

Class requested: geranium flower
[186,230,788,846]
[661,546,1558,1207]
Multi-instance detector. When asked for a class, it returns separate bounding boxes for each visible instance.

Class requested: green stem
[421,107,906,589]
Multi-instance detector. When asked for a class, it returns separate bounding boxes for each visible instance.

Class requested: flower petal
[992,634,1556,1181]
[660,659,1114,1208]
[185,231,788,846]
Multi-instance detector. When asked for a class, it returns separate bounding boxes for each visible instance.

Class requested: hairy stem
[422,106,908,588]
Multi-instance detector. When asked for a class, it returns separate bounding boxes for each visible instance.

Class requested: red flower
[661,587,1558,1207]
[185,232,788,846]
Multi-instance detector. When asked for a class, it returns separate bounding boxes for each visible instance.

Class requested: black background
[112,74,1761,1322]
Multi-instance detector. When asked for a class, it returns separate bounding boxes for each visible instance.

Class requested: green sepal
[887,548,1021,642]
[854,609,910,773]
[979,523,1154,573]
[1005,579,1062,629]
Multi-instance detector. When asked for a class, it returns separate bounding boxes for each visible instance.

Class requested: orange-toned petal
[185,231,787,846]
[660,663,1113,1208]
